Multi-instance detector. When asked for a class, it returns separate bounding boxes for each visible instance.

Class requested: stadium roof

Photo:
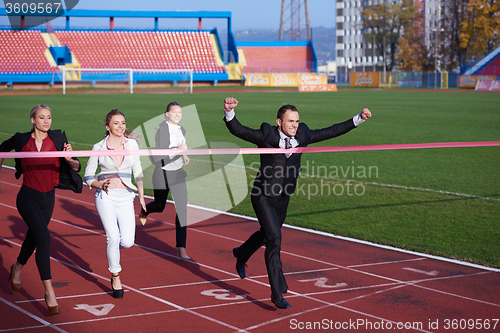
[0,9,231,19]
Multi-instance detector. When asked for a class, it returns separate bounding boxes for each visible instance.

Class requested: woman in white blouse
[139,102,190,260]
[84,109,146,298]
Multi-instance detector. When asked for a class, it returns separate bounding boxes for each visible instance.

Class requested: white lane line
[284,224,500,273]
[2,186,497,309]
[1,201,246,332]
[0,234,249,333]
[0,296,68,333]
[347,257,426,268]
[1,174,498,332]
[2,166,498,273]
[403,267,439,276]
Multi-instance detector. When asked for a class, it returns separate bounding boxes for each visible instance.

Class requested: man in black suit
[223,97,371,309]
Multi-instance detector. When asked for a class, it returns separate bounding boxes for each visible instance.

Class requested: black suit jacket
[0,129,83,193]
[224,115,356,197]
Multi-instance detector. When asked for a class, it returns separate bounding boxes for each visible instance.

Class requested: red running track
[0,166,499,332]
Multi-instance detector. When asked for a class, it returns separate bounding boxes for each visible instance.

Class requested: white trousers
[95,188,136,274]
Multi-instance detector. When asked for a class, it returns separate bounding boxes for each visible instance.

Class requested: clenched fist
[224,97,238,112]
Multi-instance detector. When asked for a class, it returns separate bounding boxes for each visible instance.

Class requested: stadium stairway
[463,46,500,76]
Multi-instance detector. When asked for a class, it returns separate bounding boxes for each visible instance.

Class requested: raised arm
[223,97,264,145]
[309,108,372,144]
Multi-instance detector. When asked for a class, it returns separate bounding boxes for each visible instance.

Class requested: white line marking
[365,181,500,202]
[0,233,250,333]
[74,303,115,316]
[297,277,347,288]
[1,168,499,332]
[284,224,500,273]
[0,296,68,333]
[403,267,439,276]
[1,165,499,273]
[15,291,118,303]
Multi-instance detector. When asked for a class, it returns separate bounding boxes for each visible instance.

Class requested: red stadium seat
[2,29,225,74]
[0,30,58,73]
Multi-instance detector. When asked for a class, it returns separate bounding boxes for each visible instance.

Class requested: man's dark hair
[277,104,298,121]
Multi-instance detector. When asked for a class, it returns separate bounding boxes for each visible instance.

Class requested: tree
[460,0,500,58]
[438,0,499,72]
[361,0,424,71]
[440,0,473,72]
[396,3,426,71]
[396,30,426,71]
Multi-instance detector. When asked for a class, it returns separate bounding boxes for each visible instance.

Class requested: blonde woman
[84,109,145,298]
[1,105,82,315]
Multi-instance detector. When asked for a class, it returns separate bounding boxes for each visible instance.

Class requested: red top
[21,135,60,192]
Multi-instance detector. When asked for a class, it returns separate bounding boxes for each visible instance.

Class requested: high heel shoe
[44,295,60,316]
[139,209,147,225]
[8,264,21,292]
[111,273,124,299]
[175,247,190,260]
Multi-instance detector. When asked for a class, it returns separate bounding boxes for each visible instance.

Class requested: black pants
[237,192,290,299]
[144,167,188,248]
[16,185,55,281]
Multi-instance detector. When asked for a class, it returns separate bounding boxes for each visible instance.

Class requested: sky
[1,0,336,31]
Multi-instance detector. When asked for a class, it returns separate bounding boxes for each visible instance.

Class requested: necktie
[285,137,292,158]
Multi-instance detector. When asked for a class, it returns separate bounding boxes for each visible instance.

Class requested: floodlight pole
[383,36,386,79]
[279,0,311,41]
[373,34,376,72]
[434,28,437,89]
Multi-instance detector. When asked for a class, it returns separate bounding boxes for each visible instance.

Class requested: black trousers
[16,185,55,281]
[144,167,188,248]
[237,192,290,299]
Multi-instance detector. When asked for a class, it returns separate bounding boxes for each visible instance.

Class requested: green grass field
[1,90,499,267]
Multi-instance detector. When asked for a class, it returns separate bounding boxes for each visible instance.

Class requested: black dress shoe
[271,294,291,309]
[233,247,246,279]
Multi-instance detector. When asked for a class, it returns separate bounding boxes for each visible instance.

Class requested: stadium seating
[0,29,225,74]
[238,46,314,73]
[54,30,226,73]
[0,30,58,73]
[477,57,500,76]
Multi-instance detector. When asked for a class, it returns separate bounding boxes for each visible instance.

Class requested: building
[336,0,434,79]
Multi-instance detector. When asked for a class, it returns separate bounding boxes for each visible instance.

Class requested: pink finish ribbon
[1,141,499,159]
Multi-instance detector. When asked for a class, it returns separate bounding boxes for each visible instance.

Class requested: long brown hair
[30,104,52,130]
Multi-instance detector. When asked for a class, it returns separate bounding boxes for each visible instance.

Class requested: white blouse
[163,121,186,171]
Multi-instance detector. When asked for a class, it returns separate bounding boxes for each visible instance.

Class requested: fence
[336,71,464,89]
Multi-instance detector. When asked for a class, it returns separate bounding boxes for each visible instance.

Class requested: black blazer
[224,115,356,197]
[0,129,83,193]
[149,120,186,168]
